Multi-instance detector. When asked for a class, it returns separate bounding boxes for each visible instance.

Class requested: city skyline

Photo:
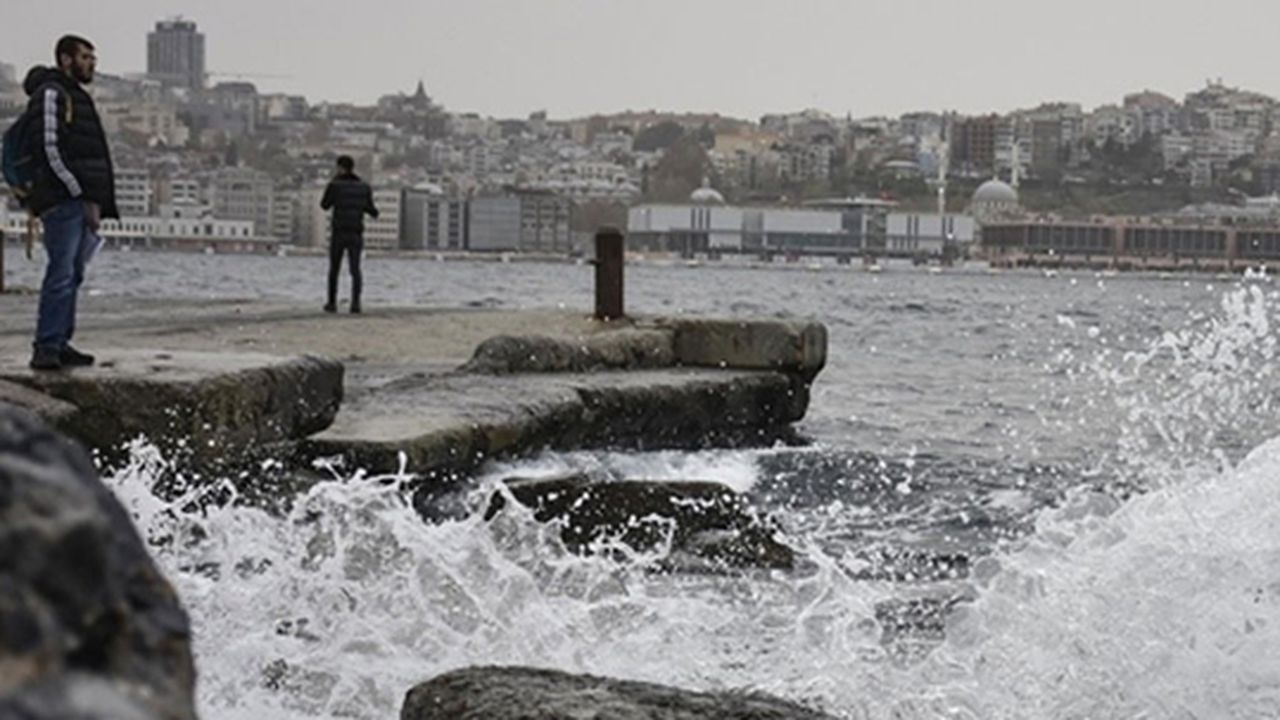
[2,0,1279,120]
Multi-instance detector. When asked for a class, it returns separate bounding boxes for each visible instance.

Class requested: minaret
[937,126,949,218]
[1010,136,1021,189]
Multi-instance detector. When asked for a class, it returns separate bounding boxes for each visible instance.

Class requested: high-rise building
[954,115,1000,177]
[147,18,205,90]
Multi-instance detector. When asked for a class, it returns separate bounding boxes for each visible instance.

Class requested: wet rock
[0,404,196,719]
[308,368,803,476]
[401,666,839,719]
[0,350,343,471]
[486,474,795,570]
[661,317,828,382]
[463,329,674,374]
[0,674,165,720]
[0,379,79,432]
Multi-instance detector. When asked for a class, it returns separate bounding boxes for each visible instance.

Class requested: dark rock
[0,380,79,432]
[486,474,795,570]
[401,666,839,719]
[0,404,196,719]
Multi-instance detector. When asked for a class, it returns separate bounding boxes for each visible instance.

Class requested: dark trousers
[327,235,363,308]
[35,201,91,351]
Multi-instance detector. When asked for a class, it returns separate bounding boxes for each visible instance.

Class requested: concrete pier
[0,296,826,477]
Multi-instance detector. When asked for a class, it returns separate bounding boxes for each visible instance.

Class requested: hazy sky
[2,1,1278,120]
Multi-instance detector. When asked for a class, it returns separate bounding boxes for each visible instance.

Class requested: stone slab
[660,317,828,381]
[0,349,343,468]
[462,327,675,374]
[304,367,804,475]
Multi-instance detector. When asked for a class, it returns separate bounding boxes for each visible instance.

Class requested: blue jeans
[34,201,91,351]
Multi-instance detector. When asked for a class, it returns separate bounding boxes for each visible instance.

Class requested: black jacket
[23,66,118,219]
[321,173,378,238]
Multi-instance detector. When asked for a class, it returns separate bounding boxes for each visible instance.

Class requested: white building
[295,185,328,248]
[210,167,274,235]
[1162,133,1195,169]
[114,168,153,217]
[364,188,402,251]
[100,215,255,240]
[270,187,298,241]
[886,213,976,254]
[628,187,970,258]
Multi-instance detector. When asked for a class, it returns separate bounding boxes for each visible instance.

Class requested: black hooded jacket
[320,172,379,239]
[23,66,118,219]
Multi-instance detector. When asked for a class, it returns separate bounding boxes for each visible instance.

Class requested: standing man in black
[320,155,378,314]
[25,35,117,370]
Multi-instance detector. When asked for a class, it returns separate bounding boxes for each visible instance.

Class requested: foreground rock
[0,404,196,719]
[485,474,795,570]
[402,666,838,720]
[0,349,343,471]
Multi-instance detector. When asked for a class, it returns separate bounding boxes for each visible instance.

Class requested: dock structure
[0,296,825,480]
[983,218,1280,272]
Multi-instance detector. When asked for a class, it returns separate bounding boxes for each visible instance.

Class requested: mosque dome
[972,179,1019,206]
[690,179,725,204]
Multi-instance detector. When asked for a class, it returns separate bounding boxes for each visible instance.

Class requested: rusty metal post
[594,226,624,321]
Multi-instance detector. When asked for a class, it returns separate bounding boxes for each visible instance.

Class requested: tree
[633,121,685,153]
[645,135,710,203]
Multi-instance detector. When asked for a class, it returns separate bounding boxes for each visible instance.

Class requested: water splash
[105,448,894,718]
[95,284,1280,719]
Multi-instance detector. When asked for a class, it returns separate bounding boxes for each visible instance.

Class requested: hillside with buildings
[3,18,1280,258]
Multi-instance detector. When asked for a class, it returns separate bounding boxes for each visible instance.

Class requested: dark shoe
[29,347,62,371]
[350,303,361,314]
[323,303,337,314]
[60,345,95,367]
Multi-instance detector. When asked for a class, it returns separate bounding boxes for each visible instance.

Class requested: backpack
[2,84,71,206]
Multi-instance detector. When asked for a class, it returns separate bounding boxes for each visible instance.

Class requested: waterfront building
[983,213,1280,271]
[627,186,972,259]
[400,184,466,250]
[468,189,572,253]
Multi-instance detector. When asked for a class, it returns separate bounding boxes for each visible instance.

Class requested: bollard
[593,226,624,321]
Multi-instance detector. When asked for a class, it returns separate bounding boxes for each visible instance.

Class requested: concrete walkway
[0,293,826,475]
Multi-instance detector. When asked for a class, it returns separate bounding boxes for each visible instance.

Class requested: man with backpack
[320,155,378,314]
[5,35,117,370]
